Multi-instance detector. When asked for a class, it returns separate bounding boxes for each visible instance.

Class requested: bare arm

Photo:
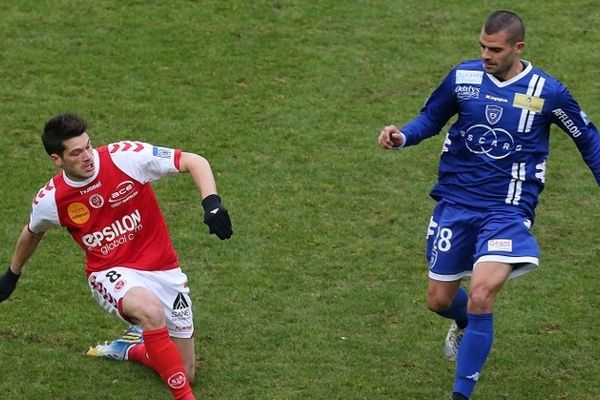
[178,152,218,200]
[10,225,45,274]
[178,151,233,240]
[0,225,44,302]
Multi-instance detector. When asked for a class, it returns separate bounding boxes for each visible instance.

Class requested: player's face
[51,133,95,181]
[479,29,524,80]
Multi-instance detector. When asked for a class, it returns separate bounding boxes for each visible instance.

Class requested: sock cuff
[466,313,493,332]
[142,326,170,342]
[466,312,493,321]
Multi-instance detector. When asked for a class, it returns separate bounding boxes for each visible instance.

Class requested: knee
[468,289,493,313]
[122,289,166,329]
[427,296,453,313]
[138,300,166,329]
[427,281,461,314]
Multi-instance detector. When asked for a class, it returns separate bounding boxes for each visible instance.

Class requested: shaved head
[483,10,525,45]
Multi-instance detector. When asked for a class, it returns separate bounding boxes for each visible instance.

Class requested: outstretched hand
[0,266,20,302]
[202,194,233,240]
[378,125,404,149]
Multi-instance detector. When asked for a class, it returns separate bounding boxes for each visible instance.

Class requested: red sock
[127,343,154,369]
[142,327,195,400]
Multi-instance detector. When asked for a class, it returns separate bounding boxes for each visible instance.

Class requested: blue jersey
[401,59,600,219]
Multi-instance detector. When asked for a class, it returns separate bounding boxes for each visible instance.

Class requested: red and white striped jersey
[29,141,183,275]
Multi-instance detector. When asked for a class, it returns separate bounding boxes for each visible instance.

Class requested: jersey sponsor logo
[517,74,546,134]
[79,181,102,195]
[488,239,512,252]
[152,146,173,159]
[513,93,544,113]
[172,293,191,320]
[456,70,483,84]
[462,124,520,160]
[81,210,142,254]
[485,105,503,125]
[109,180,139,208]
[552,108,583,138]
[455,85,480,100]
[175,324,193,332]
[89,194,104,209]
[68,202,91,225]
[484,94,508,103]
[173,293,190,310]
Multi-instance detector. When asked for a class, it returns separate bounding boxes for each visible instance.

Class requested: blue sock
[437,286,468,327]
[453,313,494,398]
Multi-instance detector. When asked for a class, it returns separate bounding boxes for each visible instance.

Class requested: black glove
[202,194,233,240]
[0,266,21,302]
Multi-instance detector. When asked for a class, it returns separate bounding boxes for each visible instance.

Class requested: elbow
[180,152,211,173]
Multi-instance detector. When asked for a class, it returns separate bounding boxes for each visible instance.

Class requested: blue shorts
[426,200,540,281]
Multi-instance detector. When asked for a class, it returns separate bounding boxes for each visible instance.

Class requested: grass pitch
[1,1,600,399]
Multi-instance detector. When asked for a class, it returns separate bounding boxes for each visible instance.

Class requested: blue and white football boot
[86,326,143,360]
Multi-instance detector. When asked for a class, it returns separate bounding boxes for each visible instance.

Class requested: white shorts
[87,267,194,339]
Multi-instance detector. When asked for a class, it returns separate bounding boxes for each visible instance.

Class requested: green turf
[1,1,600,399]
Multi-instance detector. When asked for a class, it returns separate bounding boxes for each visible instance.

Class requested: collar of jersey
[486,60,533,88]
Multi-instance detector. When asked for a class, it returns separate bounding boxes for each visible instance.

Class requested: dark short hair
[483,10,525,45]
[42,113,87,156]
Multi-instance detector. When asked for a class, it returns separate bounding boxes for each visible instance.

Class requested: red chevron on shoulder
[32,181,55,205]
[33,189,45,205]
[110,141,146,153]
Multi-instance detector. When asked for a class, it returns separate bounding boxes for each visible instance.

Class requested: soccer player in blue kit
[378,10,600,400]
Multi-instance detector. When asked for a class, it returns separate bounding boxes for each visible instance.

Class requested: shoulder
[447,59,485,85]
[105,141,180,183]
[106,141,177,160]
[105,141,157,168]
[455,59,484,70]
[527,62,557,79]
[106,141,150,156]
[527,63,564,89]
[30,177,60,232]
[525,64,570,103]
[32,178,58,207]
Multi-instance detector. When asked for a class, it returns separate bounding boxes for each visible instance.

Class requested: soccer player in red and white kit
[0,113,233,400]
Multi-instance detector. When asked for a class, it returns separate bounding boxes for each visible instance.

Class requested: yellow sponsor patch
[68,202,91,225]
[513,93,545,113]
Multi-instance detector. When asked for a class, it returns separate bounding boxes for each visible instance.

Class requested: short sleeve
[107,141,182,183]
[29,180,60,233]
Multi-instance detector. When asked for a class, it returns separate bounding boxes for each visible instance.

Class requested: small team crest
[89,194,104,209]
[114,279,127,292]
[485,105,503,125]
[167,372,187,389]
[428,249,439,269]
